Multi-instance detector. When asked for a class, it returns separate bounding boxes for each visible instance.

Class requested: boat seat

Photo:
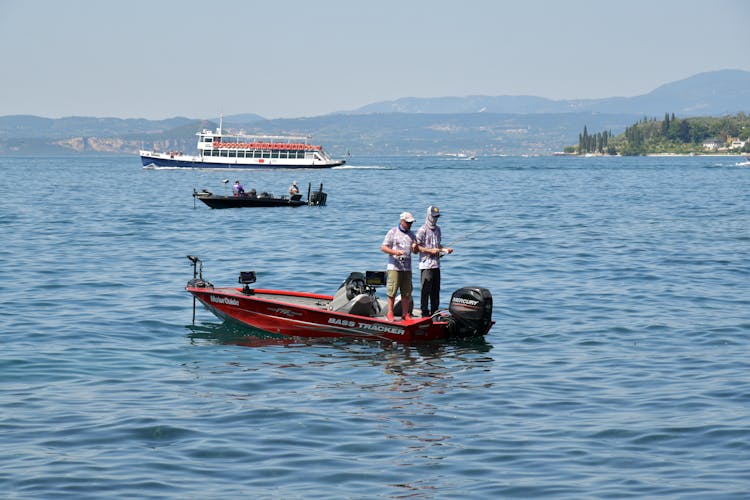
[328,272,381,317]
[330,293,381,317]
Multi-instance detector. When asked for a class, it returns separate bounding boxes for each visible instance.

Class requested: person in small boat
[415,205,453,317]
[233,180,245,196]
[288,181,300,195]
[381,211,418,321]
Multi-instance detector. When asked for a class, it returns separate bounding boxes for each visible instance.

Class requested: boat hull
[187,285,457,343]
[195,195,313,208]
[141,152,344,169]
[193,185,326,209]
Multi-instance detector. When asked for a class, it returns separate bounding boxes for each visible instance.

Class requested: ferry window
[280,151,288,159]
[204,137,213,142]
[221,150,228,157]
[262,152,271,158]
[229,150,237,158]
[272,150,280,158]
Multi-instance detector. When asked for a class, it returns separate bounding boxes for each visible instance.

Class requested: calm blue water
[2,154,749,498]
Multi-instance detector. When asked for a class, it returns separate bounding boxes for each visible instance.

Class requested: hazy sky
[1,0,748,120]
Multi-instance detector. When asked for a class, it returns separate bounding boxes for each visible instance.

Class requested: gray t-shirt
[416,224,442,270]
[382,226,415,271]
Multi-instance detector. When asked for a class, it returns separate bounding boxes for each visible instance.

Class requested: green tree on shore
[574,112,750,155]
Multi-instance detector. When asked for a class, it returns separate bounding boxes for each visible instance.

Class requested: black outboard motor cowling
[309,190,327,206]
[447,287,493,337]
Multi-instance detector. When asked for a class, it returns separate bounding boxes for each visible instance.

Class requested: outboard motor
[309,190,327,206]
[447,287,493,337]
[307,183,327,206]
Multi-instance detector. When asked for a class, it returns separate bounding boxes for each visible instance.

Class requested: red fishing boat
[186,256,494,343]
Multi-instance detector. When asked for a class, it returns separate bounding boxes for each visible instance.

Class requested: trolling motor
[186,255,212,288]
[186,255,213,324]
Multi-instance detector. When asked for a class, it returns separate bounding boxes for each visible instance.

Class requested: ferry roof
[198,129,312,142]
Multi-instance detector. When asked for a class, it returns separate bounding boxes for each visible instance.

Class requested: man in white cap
[415,205,453,317]
[288,181,300,195]
[380,211,419,321]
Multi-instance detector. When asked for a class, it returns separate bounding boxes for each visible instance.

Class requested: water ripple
[2,155,750,498]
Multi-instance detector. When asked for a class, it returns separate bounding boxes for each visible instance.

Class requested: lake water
[1,154,749,498]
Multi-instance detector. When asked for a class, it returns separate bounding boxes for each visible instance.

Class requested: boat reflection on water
[185,321,493,355]
[186,322,307,348]
[185,322,495,396]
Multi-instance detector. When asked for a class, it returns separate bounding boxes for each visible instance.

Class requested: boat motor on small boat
[185,256,494,343]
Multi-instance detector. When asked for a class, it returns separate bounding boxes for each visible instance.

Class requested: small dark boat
[193,182,327,209]
[186,256,494,344]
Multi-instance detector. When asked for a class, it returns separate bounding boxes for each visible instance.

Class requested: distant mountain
[346,69,750,117]
[0,115,195,140]
[219,113,266,126]
[254,112,636,155]
[612,69,750,116]
[1,70,748,155]
[350,95,564,115]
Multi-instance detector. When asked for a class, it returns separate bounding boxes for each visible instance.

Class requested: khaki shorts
[386,270,412,298]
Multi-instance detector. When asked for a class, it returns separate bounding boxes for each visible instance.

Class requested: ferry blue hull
[141,155,344,169]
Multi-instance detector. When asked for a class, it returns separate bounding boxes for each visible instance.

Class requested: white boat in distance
[140,121,345,169]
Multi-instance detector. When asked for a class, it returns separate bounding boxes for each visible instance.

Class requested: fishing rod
[438,220,499,256]
[395,220,499,260]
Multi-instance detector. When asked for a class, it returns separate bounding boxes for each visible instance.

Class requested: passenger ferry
[140,121,345,169]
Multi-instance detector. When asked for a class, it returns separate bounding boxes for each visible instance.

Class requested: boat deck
[220,288,426,320]
[251,291,332,310]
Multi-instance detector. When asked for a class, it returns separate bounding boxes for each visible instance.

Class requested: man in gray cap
[415,205,453,317]
[380,211,419,321]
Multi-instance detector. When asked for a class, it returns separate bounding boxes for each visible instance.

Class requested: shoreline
[646,153,749,157]
[561,153,749,158]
